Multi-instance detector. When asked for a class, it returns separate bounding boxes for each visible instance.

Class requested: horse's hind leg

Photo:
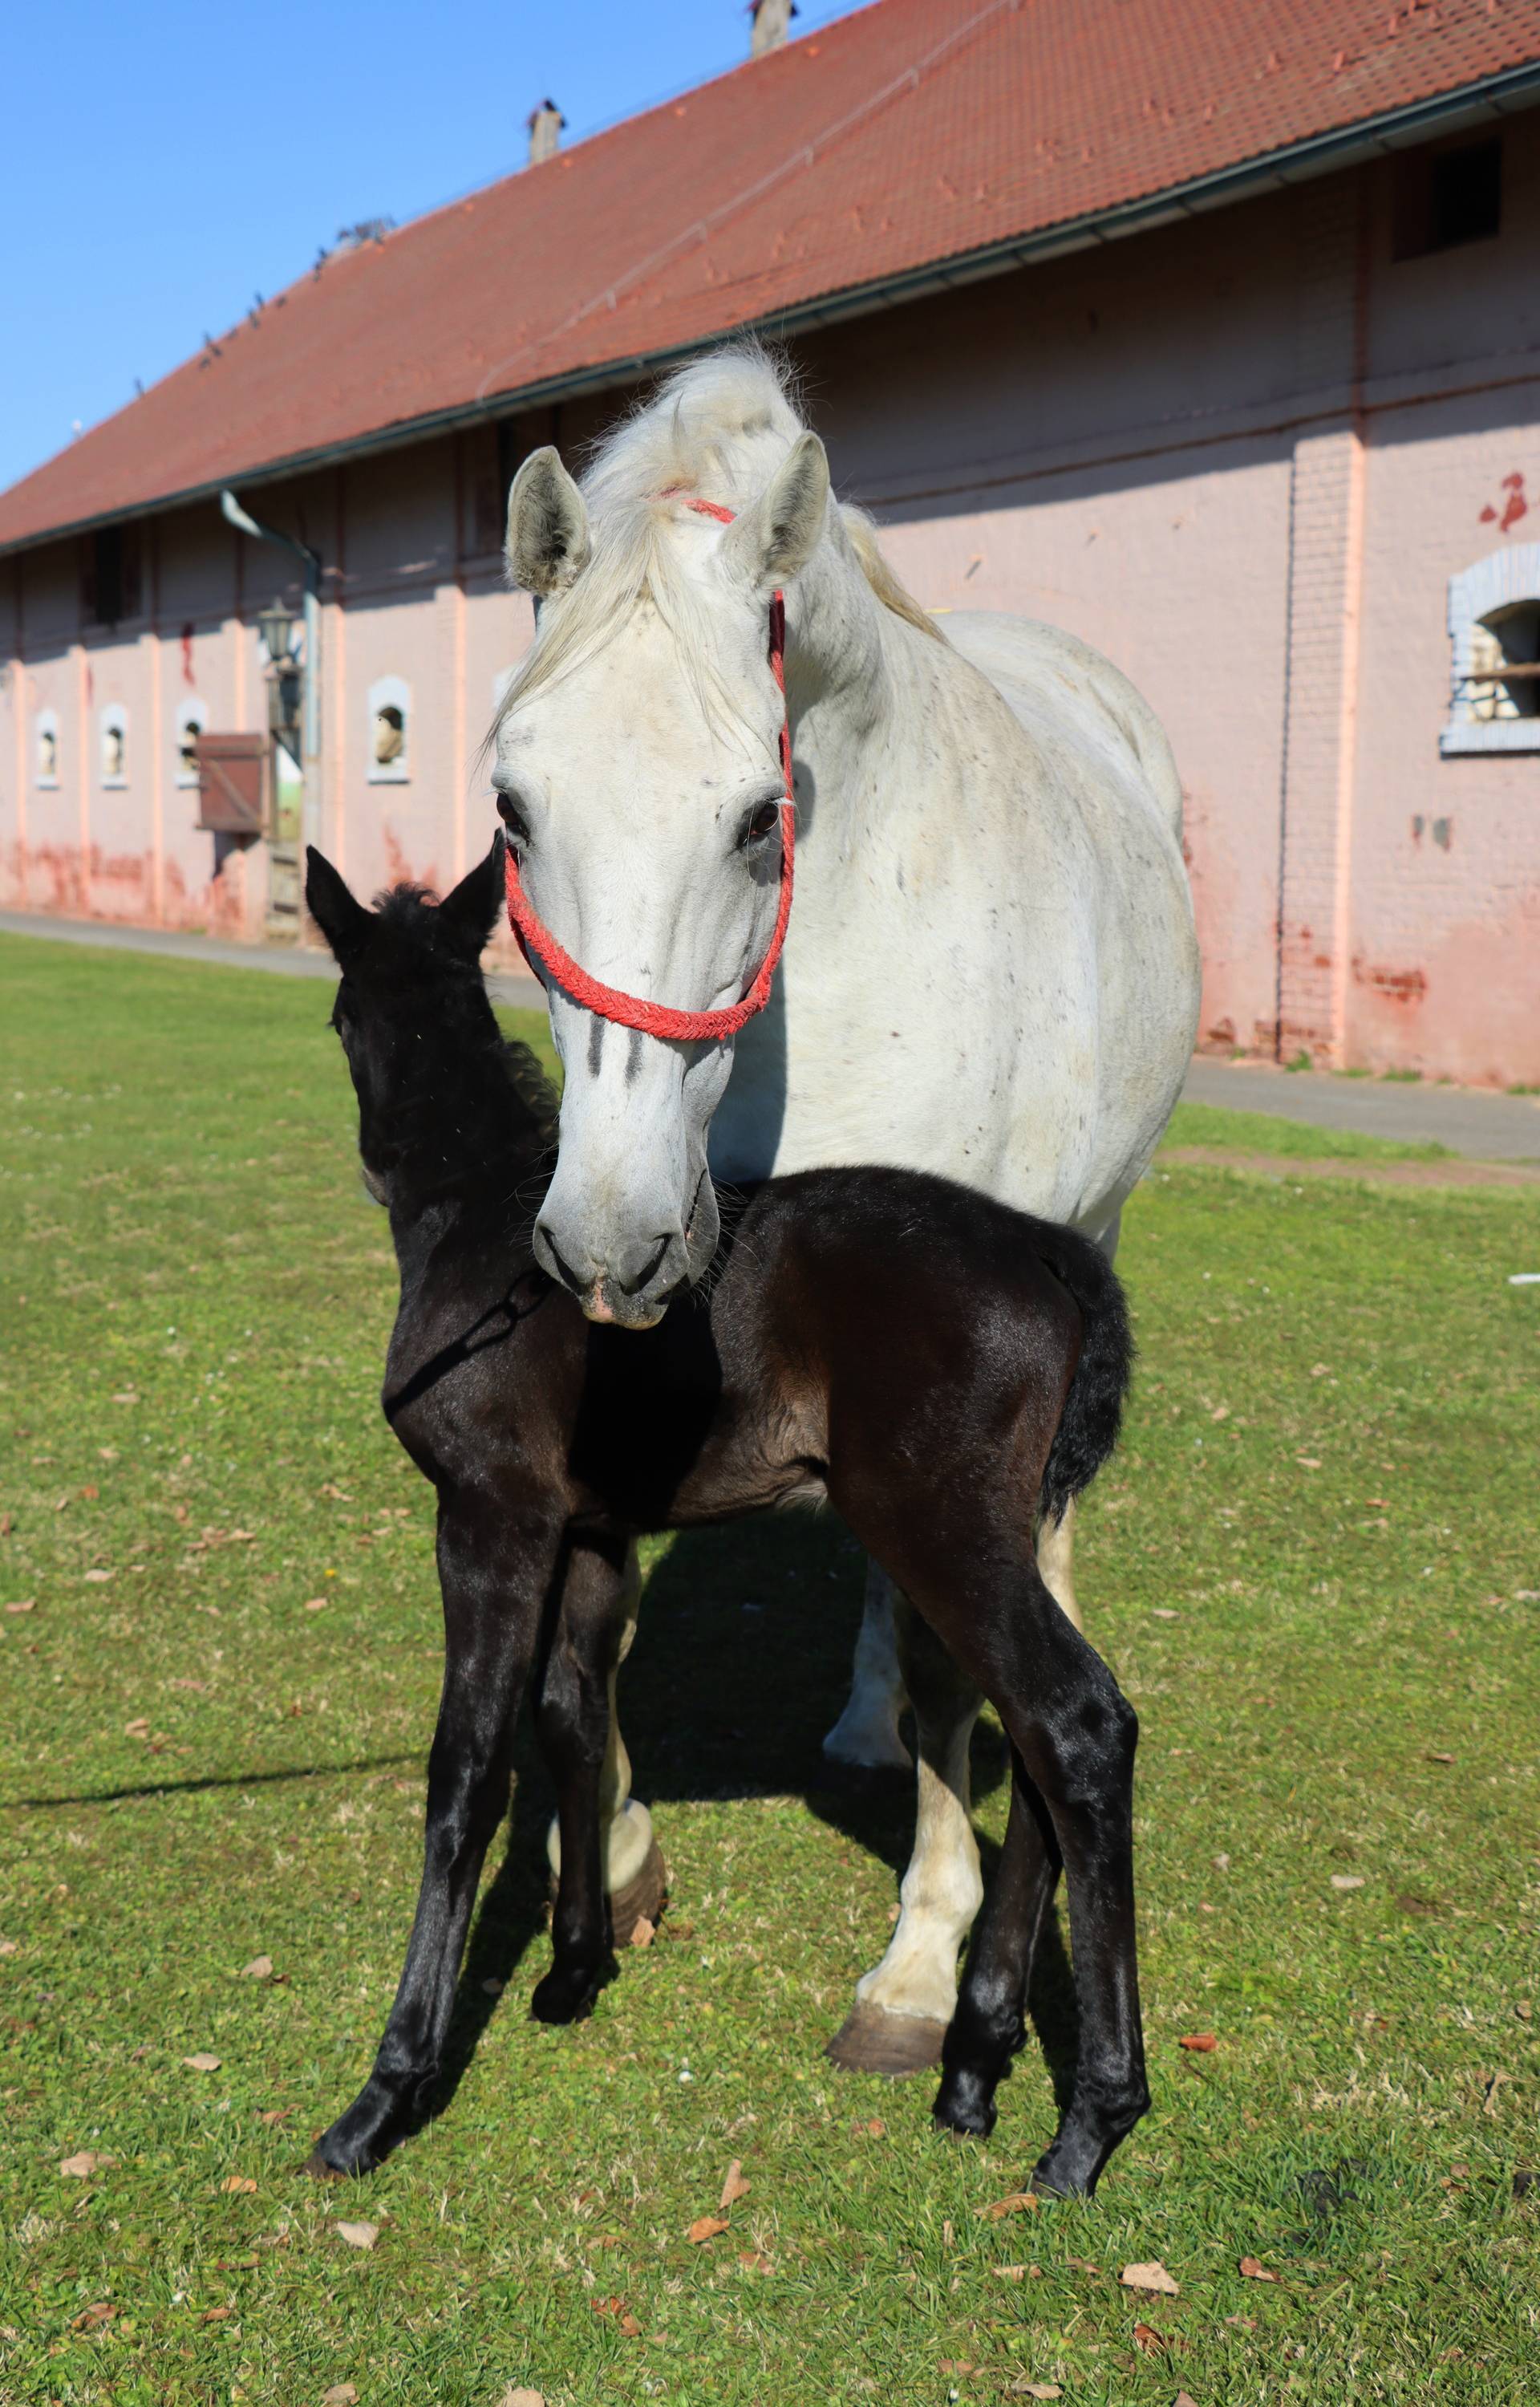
[545,1541,666,1940]
[822,1559,914,1772]
[827,1597,982,2075]
[932,1754,1059,2141]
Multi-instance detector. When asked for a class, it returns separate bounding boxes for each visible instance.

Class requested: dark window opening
[1394,138,1502,260]
[81,524,142,627]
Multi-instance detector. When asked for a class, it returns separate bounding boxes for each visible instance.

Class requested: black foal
[303,837,1149,2197]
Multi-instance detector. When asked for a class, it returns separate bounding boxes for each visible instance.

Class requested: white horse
[492,349,1199,2070]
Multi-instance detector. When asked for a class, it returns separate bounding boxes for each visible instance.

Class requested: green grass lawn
[2,932,1537,2407]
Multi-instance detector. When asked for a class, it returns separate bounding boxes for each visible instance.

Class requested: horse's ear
[506,447,591,596]
[305,847,371,964]
[721,432,830,599]
[438,830,505,957]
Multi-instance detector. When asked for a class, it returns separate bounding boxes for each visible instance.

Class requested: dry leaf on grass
[1174,2393,1201,2407]
[0,1938,18,1954]
[1121,2259,1180,2296]
[257,2107,292,2126]
[5,1598,35,1615]
[977,2190,1038,2219]
[686,2214,729,2244]
[719,2158,751,2208]
[1177,2032,1217,2052]
[737,2249,774,2274]
[1426,1750,1456,1764]
[84,1569,114,1583]
[124,1718,150,1739]
[201,2307,231,2324]
[322,2387,359,2405]
[1330,1874,1365,1891]
[220,2174,257,2195]
[1151,1606,1180,1620]
[1238,2255,1278,2281]
[497,2391,546,2407]
[1133,2321,1166,2353]
[991,2263,1042,2281]
[59,2150,115,2178]
[1010,2384,1062,2401]
[183,2052,221,2072]
[630,1917,655,1949]
[334,2219,379,2251]
[241,1955,273,1980]
[71,2303,116,2332]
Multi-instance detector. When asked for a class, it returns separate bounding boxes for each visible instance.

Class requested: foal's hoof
[530,1956,617,2025]
[302,2145,350,2182]
[825,2003,948,2077]
[607,1836,667,1949]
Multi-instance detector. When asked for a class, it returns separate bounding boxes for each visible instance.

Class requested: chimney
[527,99,565,165]
[749,0,797,59]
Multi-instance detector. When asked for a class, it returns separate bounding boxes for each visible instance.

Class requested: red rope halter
[503,497,794,1043]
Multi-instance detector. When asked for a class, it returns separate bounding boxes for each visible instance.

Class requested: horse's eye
[744,801,780,844]
[496,794,530,847]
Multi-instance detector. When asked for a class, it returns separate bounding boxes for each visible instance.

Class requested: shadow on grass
[5,1751,420,1812]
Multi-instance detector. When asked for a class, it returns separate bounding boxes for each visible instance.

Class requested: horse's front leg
[544,1540,666,1942]
[306,1496,559,2178]
[826,1593,983,2075]
[821,1558,914,1772]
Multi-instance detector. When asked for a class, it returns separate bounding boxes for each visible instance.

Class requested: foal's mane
[494,343,941,731]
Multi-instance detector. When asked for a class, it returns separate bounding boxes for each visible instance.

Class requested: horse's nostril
[537,1225,586,1297]
[618,1236,676,1296]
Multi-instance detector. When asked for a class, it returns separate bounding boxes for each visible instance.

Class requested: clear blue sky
[0,0,861,497]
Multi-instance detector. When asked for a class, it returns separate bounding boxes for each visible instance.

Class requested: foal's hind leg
[827,1598,982,2076]
[930,1561,1149,2196]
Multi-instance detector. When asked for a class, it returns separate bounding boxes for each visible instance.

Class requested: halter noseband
[502,497,794,1043]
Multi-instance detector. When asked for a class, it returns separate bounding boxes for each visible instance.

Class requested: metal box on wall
[194,733,268,835]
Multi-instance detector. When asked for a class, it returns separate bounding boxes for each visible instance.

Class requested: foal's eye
[744,801,780,846]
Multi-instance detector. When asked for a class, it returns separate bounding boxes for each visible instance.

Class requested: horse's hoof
[607,1835,667,1949]
[530,1956,616,2025]
[825,2003,948,2076]
[821,1724,914,1776]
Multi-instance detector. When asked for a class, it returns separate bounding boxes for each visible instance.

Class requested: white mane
[497,344,938,726]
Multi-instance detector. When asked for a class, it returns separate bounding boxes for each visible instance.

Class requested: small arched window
[34,708,59,788]
[176,698,206,788]
[367,674,411,783]
[100,704,129,788]
[1443,545,1540,754]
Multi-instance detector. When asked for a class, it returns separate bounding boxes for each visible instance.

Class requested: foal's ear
[438,830,505,957]
[305,847,371,965]
[720,432,830,599]
[506,447,591,596]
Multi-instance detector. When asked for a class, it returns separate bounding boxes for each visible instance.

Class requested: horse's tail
[1036,1231,1134,1527]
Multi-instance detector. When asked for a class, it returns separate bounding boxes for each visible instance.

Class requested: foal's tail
[1035,1230,1135,1527]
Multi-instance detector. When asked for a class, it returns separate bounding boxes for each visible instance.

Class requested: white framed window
[34,708,59,788]
[367,674,411,783]
[100,704,129,788]
[1442,544,1540,754]
[176,697,206,789]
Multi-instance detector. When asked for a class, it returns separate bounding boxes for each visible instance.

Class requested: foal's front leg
[306,1496,559,2178]
[529,1533,632,2024]
[543,1540,665,1942]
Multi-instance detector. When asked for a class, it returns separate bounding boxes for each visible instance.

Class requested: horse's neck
[377,1028,547,1244]
[787,546,969,856]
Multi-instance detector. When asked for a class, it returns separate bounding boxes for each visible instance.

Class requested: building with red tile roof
[3,0,1539,1078]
